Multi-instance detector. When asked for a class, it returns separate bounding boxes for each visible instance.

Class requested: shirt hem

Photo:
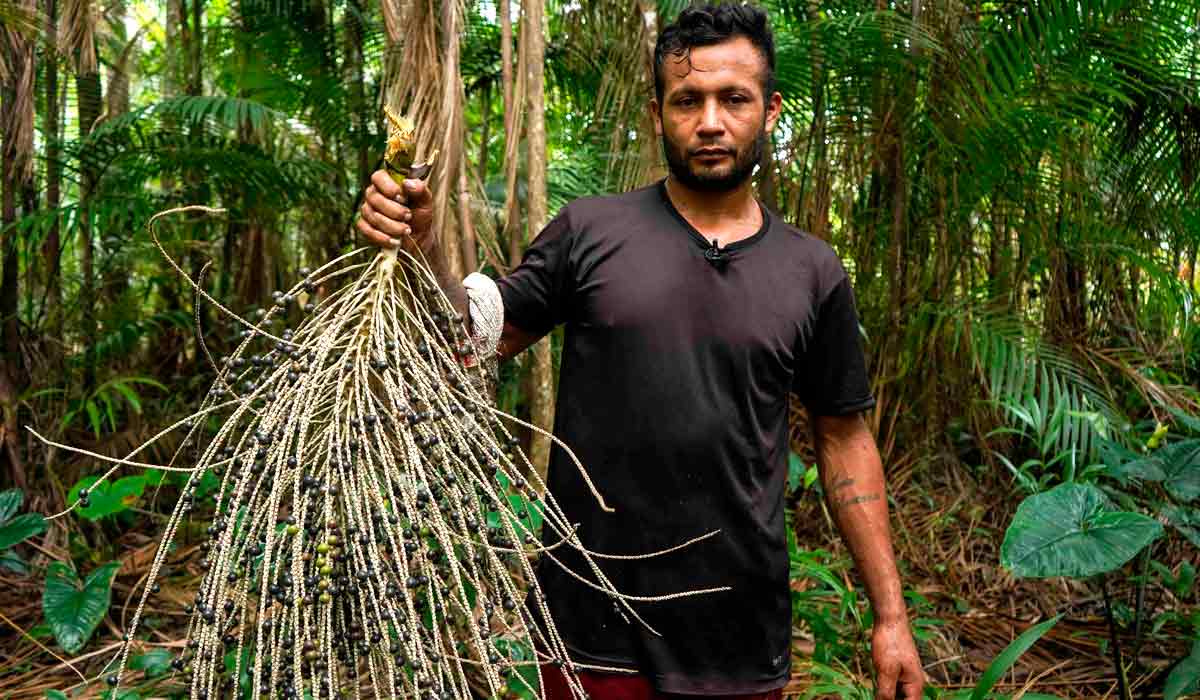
[807,395,877,416]
[560,642,791,696]
[560,641,640,673]
[650,667,790,695]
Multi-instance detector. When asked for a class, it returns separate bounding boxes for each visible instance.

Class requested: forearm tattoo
[831,493,881,511]
[830,476,856,492]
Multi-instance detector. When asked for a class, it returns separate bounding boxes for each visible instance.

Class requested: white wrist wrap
[462,272,503,361]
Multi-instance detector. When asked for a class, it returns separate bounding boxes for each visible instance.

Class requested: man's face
[651,36,782,193]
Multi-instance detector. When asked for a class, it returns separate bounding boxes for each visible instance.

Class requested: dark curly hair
[653,3,776,105]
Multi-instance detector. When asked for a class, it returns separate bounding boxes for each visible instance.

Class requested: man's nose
[698,98,724,136]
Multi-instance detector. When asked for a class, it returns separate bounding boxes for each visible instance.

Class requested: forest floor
[783,448,1194,699]
[0,430,1193,699]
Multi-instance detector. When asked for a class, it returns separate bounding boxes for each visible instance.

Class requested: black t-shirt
[496,180,875,694]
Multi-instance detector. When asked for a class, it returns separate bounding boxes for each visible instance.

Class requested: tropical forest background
[0,0,1199,697]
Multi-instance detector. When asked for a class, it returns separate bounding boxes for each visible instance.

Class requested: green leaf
[493,639,539,700]
[0,488,44,549]
[0,549,29,575]
[969,615,1062,700]
[1160,440,1200,502]
[129,648,173,677]
[191,470,219,501]
[804,463,820,490]
[787,451,804,493]
[1161,505,1200,549]
[1001,483,1162,578]
[1165,639,1200,700]
[45,691,69,700]
[43,561,121,654]
[1167,407,1200,436]
[0,512,47,549]
[68,475,146,520]
[108,381,143,414]
[85,399,102,437]
[1103,445,1166,483]
[1107,439,1200,501]
[0,488,22,522]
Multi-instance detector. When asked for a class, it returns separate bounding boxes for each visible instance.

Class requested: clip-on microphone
[704,238,729,269]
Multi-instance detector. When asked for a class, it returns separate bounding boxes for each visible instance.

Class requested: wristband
[462,272,503,366]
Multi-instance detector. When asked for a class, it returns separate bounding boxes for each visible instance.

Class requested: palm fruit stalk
[33,108,725,700]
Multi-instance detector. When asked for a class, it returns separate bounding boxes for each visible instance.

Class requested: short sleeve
[792,274,876,416]
[496,209,575,337]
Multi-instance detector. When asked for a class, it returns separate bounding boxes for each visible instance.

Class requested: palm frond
[957,308,1127,467]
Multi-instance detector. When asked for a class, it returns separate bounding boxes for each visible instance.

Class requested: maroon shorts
[539,663,784,700]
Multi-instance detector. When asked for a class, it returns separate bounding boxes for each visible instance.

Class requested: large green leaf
[1165,639,1200,700]
[1105,439,1200,502]
[1001,483,1162,578]
[43,561,121,654]
[67,475,146,520]
[969,614,1062,700]
[0,512,47,550]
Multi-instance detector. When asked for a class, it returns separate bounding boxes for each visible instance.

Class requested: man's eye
[727,94,748,104]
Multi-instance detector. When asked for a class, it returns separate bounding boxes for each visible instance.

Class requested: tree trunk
[42,0,63,345]
[501,0,514,171]
[803,0,830,237]
[1,5,35,487]
[524,0,555,479]
[433,0,464,280]
[189,0,203,96]
[106,0,131,117]
[77,54,102,391]
[478,80,491,184]
[163,0,183,194]
[102,0,133,305]
[346,0,369,191]
[635,0,664,185]
[458,159,478,274]
[503,0,528,269]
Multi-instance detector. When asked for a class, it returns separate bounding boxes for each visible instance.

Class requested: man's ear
[649,99,663,136]
[765,91,783,134]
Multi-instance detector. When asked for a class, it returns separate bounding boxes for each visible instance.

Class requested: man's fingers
[370,169,403,199]
[898,679,923,700]
[360,203,411,239]
[355,217,399,249]
[402,179,433,210]
[365,190,412,223]
[874,666,898,700]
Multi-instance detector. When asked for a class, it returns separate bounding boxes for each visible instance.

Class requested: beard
[662,125,767,193]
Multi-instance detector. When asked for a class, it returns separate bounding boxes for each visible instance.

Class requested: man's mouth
[692,148,731,158]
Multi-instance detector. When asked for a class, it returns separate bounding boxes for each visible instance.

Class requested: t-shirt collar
[657,177,771,254]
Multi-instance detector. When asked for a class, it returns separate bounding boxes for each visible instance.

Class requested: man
[356,4,924,699]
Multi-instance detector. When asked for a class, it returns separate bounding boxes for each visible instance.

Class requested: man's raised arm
[356,168,542,363]
[356,170,470,323]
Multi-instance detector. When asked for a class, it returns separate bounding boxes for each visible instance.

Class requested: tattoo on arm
[830,476,856,492]
[831,493,881,510]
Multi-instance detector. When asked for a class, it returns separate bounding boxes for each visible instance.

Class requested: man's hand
[357,168,471,327]
[356,169,438,260]
[871,618,925,699]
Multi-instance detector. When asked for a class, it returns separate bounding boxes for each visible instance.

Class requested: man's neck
[664,175,763,246]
